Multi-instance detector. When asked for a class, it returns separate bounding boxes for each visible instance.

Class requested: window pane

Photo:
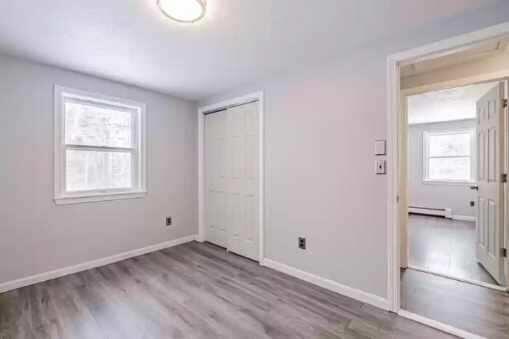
[66,150,132,191]
[428,133,471,157]
[65,102,133,148]
[428,157,471,181]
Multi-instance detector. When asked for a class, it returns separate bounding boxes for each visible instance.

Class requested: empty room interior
[1,1,509,339]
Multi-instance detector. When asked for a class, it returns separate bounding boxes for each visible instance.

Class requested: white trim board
[398,310,486,339]
[197,92,265,263]
[262,258,390,311]
[0,234,197,294]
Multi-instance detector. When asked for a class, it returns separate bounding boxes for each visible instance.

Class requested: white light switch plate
[375,159,386,175]
[375,140,386,155]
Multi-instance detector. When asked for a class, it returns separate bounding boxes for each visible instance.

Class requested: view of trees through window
[425,131,473,182]
[64,102,133,191]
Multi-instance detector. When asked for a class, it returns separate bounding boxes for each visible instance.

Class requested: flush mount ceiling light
[157,0,207,23]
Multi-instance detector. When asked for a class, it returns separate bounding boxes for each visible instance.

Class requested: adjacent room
[406,82,497,285]
[1,1,509,338]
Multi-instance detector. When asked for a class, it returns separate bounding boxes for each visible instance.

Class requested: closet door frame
[198,92,264,263]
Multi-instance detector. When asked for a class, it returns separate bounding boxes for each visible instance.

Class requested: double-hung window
[54,86,146,204]
[423,130,475,183]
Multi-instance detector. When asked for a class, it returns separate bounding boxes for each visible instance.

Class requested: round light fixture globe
[157,0,206,23]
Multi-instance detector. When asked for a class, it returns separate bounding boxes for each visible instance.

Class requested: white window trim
[422,129,476,185]
[54,85,147,205]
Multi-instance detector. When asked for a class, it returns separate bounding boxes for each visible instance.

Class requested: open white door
[476,81,506,285]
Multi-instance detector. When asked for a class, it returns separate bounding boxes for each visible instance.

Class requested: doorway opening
[387,23,509,338]
[404,81,504,289]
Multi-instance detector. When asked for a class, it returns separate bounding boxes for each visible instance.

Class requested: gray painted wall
[200,5,509,298]
[0,55,197,285]
[408,120,477,218]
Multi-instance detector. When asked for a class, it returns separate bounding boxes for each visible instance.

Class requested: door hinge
[502,248,507,258]
[502,173,508,183]
[504,99,508,108]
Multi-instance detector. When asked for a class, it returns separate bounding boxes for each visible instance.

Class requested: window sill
[422,179,475,186]
[54,191,147,205]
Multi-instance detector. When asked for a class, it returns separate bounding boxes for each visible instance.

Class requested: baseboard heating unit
[408,206,452,218]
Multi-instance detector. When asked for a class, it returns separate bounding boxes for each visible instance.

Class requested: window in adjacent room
[54,86,146,204]
[423,130,475,183]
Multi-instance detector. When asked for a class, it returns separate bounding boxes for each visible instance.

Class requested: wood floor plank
[408,215,497,285]
[0,242,455,339]
[401,268,509,339]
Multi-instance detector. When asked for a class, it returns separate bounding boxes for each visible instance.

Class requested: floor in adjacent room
[0,242,454,339]
[401,268,509,339]
[408,214,497,285]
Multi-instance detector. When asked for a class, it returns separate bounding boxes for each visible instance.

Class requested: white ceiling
[0,0,504,100]
[408,82,497,124]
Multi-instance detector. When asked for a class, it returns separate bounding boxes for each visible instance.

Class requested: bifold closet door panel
[204,102,259,261]
[226,103,259,261]
[204,110,228,248]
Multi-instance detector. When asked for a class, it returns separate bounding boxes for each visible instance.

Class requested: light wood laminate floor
[0,241,454,339]
[401,268,509,339]
[408,214,497,285]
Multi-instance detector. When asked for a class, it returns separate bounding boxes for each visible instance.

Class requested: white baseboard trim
[0,234,198,294]
[398,310,485,339]
[452,215,476,222]
[261,258,390,311]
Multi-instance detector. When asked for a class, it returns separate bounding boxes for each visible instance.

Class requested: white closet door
[204,110,228,248]
[204,102,259,261]
[226,102,259,261]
